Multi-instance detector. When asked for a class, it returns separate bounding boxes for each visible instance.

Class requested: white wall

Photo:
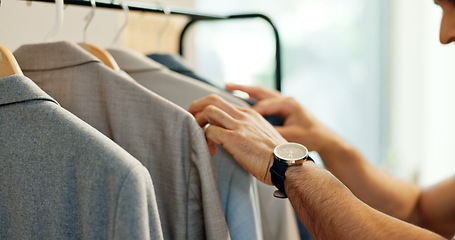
[0,1,123,51]
[0,0,194,53]
[387,0,455,187]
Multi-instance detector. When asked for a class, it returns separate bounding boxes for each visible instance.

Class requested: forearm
[417,177,455,238]
[285,162,445,240]
[318,139,420,220]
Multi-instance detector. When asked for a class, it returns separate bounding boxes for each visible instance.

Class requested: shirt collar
[0,74,58,106]
[14,41,100,71]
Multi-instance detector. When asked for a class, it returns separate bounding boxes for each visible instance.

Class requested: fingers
[205,123,281,186]
[225,83,281,101]
[194,104,239,130]
[204,124,226,145]
[189,94,246,130]
[189,94,288,185]
[207,139,217,156]
[189,94,241,118]
[253,97,295,118]
[204,124,234,154]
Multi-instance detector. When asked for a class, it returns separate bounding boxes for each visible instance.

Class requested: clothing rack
[179,14,282,91]
[23,0,282,90]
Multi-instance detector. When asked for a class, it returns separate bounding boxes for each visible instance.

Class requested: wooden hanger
[0,45,23,77]
[78,42,120,71]
[77,0,119,71]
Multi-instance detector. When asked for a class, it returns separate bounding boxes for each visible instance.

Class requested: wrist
[318,137,358,170]
[318,133,352,156]
[284,161,317,198]
[285,160,316,176]
[264,153,275,185]
[270,143,313,198]
[317,133,343,155]
[265,139,288,185]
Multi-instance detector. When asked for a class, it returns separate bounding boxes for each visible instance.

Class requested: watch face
[274,143,308,161]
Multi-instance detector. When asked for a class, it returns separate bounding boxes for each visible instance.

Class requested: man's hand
[188,94,287,185]
[226,83,342,155]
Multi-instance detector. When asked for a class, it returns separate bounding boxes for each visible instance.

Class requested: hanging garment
[112,49,299,240]
[146,53,284,126]
[0,74,162,240]
[14,41,229,240]
[145,52,306,240]
[257,183,301,240]
[110,49,250,109]
[145,54,306,240]
[147,53,213,86]
[108,48,263,240]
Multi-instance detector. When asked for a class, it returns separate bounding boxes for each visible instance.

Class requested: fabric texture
[110,48,250,110]
[109,48,263,240]
[147,53,213,86]
[257,183,301,240]
[0,75,162,240]
[14,42,229,240]
[146,53,284,126]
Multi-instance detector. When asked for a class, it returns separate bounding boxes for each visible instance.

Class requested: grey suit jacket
[0,74,163,240]
[14,42,229,240]
[107,48,263,240]
[107,48,250,110]
[107,48,303,240]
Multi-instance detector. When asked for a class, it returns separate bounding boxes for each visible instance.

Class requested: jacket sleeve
[113,165,163,240]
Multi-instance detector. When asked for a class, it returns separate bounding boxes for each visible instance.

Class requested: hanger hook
[44,0,64,42]
[112,0,129,46]
[83,0,96,42]
[156,5,171,53]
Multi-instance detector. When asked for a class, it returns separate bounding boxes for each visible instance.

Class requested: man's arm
[412,177,455,238]
[188,94,449,239]
[318,138,421,221]
[321,138,455,238]
[285,161,445,240]
[227,84,422,221]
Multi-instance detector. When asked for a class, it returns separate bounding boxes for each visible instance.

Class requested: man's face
[435,0,455,44]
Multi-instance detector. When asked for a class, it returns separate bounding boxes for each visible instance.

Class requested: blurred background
[1,0,455,188]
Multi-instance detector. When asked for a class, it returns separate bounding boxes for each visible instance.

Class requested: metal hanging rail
[23,0,282,90]
[24,0,227,19]
[178,13,282,91]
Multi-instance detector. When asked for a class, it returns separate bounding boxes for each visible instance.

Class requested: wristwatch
[270,143,313,198]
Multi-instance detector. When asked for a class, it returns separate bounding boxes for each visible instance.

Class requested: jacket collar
[14,41,100,71]
[107,48,164,72]
[147,53,193,73]
[0,74,58,106]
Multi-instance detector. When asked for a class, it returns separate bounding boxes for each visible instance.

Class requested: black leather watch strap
[270,155,314,198]
[270,158,288,197]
